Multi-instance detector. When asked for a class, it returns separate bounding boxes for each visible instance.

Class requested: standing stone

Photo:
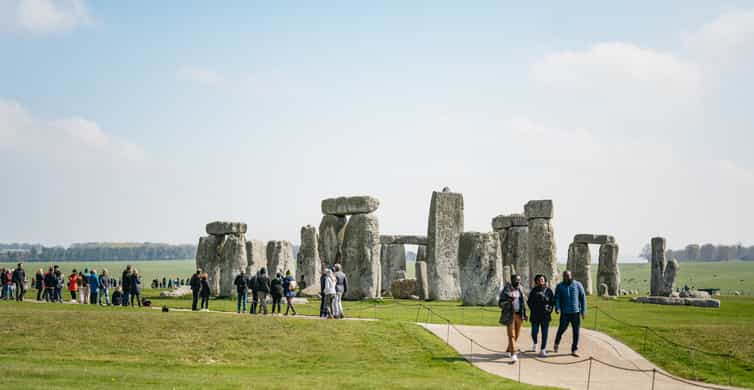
[597,243,620,296]
[415,260,429,300]
[297,225,320,294]
[567,242,592,295]
[220,234,247,297]
[266,240,295,277]
[458,232,503,306]
[663,258,679,295]
[426,189,464,300]
[507,224,529,290]
[684,244,700,261]
[318,214,347,267]
[527,209,558,288]
[342,213,381,299]
[416,245,427,262]
[195,235,217,276]
[380,244,406,292]
[245,239,266,276]
[207,235,226,296]
[650,237,666,296]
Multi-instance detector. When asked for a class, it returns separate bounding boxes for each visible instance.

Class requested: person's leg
[104,288,110,305]
[237,294,242,313]
[57,288,63,303]
[259,292,267,314]
[506,323,516,353]
[250,292,257,314]
[91,291,98,304]
[319,293,325,317]
[335,292,343,318]
[242,293,247,313]
[540,320,550,351]
[136,293,141,307]
[554,314,570,352]
[531,321,540,347]
[570,314,581,353]
[513,314,523,346]
[192,290,198,311]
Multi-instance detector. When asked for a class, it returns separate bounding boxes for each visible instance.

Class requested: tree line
[0,242,196,262]
[640,243,754,262]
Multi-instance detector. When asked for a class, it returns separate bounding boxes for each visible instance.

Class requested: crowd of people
[498,270,587,363]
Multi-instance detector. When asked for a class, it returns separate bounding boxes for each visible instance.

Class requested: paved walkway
[421,323,739,390]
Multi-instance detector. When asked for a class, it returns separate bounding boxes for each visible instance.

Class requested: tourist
[34,269,44,301]
[553,270,587,357]
[199,273,210,311]
[283,270,297,316]
[323,269,337,319]
[130,269,142,307]
[319,268,327,317]
[89,269,100,305]
[76,271,85,304]
[99,269,111,306]
[255,268,270,315]
[499,274,527,362]
[81,268,90,304]
[248,271,258,314]
[270,272,284,315]
[121,266,132,307]
[1,268,12,300]
[68,270,79,303]
[112,286,124,306]
[162,276,166,289]
[43,267,56,302]
[333,264,348,319]
[190,269,201,311]
[527,274,555,357]
[234,269,248,314]
[12,263,26,301]
[53,266,64,303]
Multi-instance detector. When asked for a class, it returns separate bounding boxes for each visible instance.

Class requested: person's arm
[579,283,586,317]
[554,284,561,314]
[343,275,348,294]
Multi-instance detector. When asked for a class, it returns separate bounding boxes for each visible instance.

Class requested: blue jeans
[99,288,110,305]
[122,291,130,306]
[237,292,248,313]
[554,313,581,352]
[531,320,550,350]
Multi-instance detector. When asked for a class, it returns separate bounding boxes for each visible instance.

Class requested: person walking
[527,274,555,357]
[99,269,111,306]
[283,270,297,316]
[68,270,79,303]
[35,269,44,301]
[234,270,248,314]
[12,263,26,301]
[53,266,64,303]
[199,273,211,311]
[248,271,258,314]
[88,269,100,305]
[1,268,12,300]
[130,269,142,307]
[121,266,132,307]
[553,270,587,357]
[323,269,337,319]
[499,274,527,362]
[270,272,284,315]
[190,269,201,311]
[255,268,270,315]
[43,267,56,302]
[333,264,348,319]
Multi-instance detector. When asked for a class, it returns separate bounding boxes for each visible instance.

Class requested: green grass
[0,302,545,390]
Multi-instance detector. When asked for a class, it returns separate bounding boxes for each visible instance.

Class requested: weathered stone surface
[196,235,223,296]
[528,218,559,288]
[684,244,700,261]
[415,245,426,262]
[491,214,527,231]
[458,232,503,306]
[380,235,427,245]
[297,225,320,293]
[651,237,667,296]
[567,242,592,295]
[266,240,295,277]
[245,239,266,276]
[597,243,620,296]
[321,196,380,215]
[390,278,417,299]
[663,258,679,295]
[206,221,247,236]
[220,233,248,297]
[380,244,406,292]
[504,225,529,290]
[426,190,464,300]
[160,285,192,297]
[573,234,615,245]
[524,200,554,219]
[502,265,513,285]
[598,283,609,297]
[342,213,381,299]
[679,290,711,299]
[415,260,429,300]
[631,296,720,308]
[318,214,347,266]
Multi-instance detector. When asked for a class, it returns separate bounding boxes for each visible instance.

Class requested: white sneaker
[540,349,548,357]
[532,343,537,352]
[511,353,518,362]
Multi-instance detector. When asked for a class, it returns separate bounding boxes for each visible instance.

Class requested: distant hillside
[0,242,196,262]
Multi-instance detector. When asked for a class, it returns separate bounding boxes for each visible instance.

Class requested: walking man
[499,274,527,362]
[12,263,26,301]
[554,270,587,357]
[190,269,201,311]
[333,264,348,319]
[255,268,270,315]
[234,270,248,313]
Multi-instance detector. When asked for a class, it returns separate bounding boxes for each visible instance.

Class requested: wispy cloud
[683,8,754,57]
[176,66,226,87]
[0,0,93,34]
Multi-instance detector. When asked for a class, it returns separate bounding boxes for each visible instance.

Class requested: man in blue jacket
[89,269,100,305]
[553,270,586,357]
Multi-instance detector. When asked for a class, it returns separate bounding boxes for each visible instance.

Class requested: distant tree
[639,243,651,262]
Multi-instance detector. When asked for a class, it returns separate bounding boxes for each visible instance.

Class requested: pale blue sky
[1,1,753,258]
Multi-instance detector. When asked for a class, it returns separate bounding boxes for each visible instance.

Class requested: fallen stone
[321,196,380,215]
[524,200,554,219]
[679,290,711,299]
[631,296,720,308]
[380,235,427,245]
[206,221,247,236]
[458,232,503,306]
[342,212,381,299]
[390,278,417,299]
[573,234,615,245]
[159,285,192,297]
[426,189,464,300]
[409,295,420,300]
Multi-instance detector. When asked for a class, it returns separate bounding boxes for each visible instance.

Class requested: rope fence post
[727,353,732,386]
[586,357,593,390]
[373,301,377,320]
[446,320,450,343]
[651,368,656,390]
[593,305,598,330]
[518,352,522,383]
[642,326,648,352]
[690,347,696,381]
[469,338,473,363]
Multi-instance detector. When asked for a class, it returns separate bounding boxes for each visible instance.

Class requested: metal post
[651,369,656,390]
[586,357,593,390]
[415,305,421,323]
[373,301,377,319]
[461,306,465,323]
[642,327,648,352]
[469,338,473,363]
[429,308,433,324]
[727,353,732,386]
[518,352,522,382]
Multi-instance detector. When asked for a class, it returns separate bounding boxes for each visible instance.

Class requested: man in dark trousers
[248,271,258,314]
[554,270,587,357]
[190,269,202,311]
[319,267,328,317]
[12,263,26,301]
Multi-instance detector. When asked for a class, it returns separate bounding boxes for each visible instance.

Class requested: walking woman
[199,272,210,311]
[130,269,142,307]
[270,272,284,315]
[499,274,527,363]
[35,269,44,301]
[283,270,297,316]
[527,274,555,357]
[68,270,79,303]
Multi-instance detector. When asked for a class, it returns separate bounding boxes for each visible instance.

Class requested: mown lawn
[0,302,547,390]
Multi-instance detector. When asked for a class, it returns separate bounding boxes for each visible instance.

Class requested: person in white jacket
[323,269,337,319]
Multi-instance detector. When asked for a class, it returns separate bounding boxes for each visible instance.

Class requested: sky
[1,0,753,259]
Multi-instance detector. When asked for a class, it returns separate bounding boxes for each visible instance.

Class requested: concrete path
[421,323,739,390]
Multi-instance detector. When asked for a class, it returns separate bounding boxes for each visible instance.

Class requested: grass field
[0,302,546,390]
[0,260,196,285]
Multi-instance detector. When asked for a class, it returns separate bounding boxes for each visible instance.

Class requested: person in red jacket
[68,270,79,303]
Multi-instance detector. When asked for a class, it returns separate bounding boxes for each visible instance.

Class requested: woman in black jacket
[34,269,44,301]
[270,273,284,315]
[199,273,211,311]
[527,274,555,357]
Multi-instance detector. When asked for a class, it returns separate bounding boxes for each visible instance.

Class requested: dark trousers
[90,291,98,304]
[271,295,282,314]
[319,293,325,317]
[123,291,130,306]
[191,290,199,311]
[131,292,141,307]
[285,296,296,315]
[71,291,77,301]
[201,296,209,309]
[554,313,581,352]
[250,292,258,314]
[37,288,43,301]
[15,282,25,301]
[44,287,54,302]
[531,320,550,349]
[55,288,63,302]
